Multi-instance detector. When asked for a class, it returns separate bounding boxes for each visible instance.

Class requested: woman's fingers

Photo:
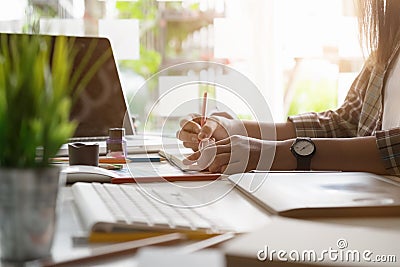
[198,118,219,139]
[214,143,231,154]
[181,133,264,175]
[179,118,201,134]
[178,116,202,150]
[182,142,199,151]
[182,135,254,174]
[214,137,232,146]
[208,153,231,173]
[183,142,218,170]
[177,129,199,143]
[184,151,201,162]
[183,139,231,169]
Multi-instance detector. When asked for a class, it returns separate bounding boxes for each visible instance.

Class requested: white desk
[2,175,400,266]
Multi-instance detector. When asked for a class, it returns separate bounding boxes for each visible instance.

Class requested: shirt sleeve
[375,128,400,175]
[288,110,357,138]
[287,58,400,176]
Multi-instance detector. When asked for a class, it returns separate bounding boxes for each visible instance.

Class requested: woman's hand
[176,114,233,151]
[183,135,276,174]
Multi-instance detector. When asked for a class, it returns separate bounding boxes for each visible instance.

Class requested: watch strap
[296,157,312,171]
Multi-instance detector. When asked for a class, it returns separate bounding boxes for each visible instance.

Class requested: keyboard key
[120,185,170,227]
[104,184,150,225]
[149,189,207,230]
[92,183,128,223]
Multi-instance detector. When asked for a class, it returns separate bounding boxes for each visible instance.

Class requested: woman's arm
[272,136,387,174]
[185,135,387,175]
[227,120,296,141]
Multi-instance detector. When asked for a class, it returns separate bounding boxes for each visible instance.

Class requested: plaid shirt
[288,57,400,175]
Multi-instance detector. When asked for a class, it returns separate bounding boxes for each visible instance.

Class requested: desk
[2,174,400,266]
[0,178,271,267]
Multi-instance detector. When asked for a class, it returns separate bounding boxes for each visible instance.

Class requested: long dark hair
[358,0,400,66]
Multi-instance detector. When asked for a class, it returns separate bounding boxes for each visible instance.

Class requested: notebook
[228,171,400,218]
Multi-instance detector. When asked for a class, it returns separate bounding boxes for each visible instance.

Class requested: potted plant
[0,33,79,262]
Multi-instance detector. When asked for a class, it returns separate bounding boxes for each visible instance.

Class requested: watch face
[293,140,315,156]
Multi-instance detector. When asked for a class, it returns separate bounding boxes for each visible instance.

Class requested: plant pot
[0,167,64,262]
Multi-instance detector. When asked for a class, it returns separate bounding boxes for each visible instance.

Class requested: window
[1,0,363,134]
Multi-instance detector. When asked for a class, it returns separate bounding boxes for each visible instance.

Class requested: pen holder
[68,143,99,166]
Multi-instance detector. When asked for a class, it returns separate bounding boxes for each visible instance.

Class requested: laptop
[20,34,178,155]
[0,33,136,141]
[64,35,135,140]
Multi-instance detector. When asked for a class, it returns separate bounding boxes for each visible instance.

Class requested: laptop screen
[68,36,134,138]
[0,33,134,138]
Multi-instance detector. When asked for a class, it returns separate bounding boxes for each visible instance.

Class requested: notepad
[158,148,203,171]
[111,162,221,183]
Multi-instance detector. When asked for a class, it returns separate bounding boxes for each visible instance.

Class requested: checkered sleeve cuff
[375,128,400,176]
[288,112,325,138]
[288,108,359,139]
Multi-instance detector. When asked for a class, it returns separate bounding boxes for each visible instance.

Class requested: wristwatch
[290,137,316,170]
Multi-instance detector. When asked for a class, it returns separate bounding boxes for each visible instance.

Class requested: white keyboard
[71,182,235,234]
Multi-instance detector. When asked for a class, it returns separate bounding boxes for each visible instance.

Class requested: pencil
[51,157,164,165]
[88,231,220,243]
[201,91,208,127]
[99,157,163,164]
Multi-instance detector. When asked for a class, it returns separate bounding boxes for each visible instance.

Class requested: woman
[177,0,400,176]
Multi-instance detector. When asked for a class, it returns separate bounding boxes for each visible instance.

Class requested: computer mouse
[62,165,117,183]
